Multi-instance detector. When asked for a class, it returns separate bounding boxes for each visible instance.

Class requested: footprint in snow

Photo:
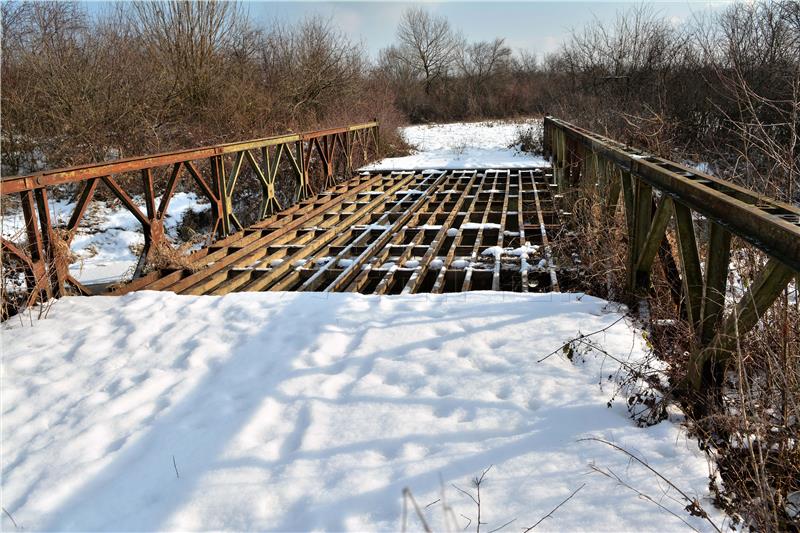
[495,384,513,400]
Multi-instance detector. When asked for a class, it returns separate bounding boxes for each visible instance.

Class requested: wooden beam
[673,202,703,330]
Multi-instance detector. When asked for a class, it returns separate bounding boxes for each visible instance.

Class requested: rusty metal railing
[543,116,800,391]
[1,121,380,315]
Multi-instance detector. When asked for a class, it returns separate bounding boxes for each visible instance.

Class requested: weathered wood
[688,257,796,390]
[673,202,703,330]
[700,222,732,345]
[634,195,673,278]
[630,178,653,290]
[544,117,800,273]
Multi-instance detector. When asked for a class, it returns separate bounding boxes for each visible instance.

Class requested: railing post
[628,178,653,291]
[373,121,381,159]
[135,168,158,276]
[344,131,353,176]
[34,187,66,296]
[688,257,795,391]
[296,140,312,201]
[211,155,231,236]
[19,189,50,303]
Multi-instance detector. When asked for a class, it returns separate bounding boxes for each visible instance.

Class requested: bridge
[2,118,799,392]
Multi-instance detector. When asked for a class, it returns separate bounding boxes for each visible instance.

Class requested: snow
[363,120,548,171]
[481,246,505,259]
[462,222,502,230]
[352,223,392,231]
[1,291,725,531]
[509,244,540,256]
[1,192,209,285]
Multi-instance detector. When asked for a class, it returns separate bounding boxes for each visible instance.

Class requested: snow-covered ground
[1,192,208,285]
[2,291,725,531]
[364,120,548,171]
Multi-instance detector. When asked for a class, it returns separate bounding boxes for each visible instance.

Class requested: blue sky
[89,1,732,59]
[244,1,731,58]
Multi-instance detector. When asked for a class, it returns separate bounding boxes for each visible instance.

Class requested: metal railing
[543,116,799,390]
[1,121,380,314]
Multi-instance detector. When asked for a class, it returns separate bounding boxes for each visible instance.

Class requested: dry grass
[546,169,800,530]
[143,240,201,274]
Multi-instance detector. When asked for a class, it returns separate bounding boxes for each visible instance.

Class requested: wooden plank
[239,173,420,293]
[369,173,476,295]
[462,170,500,292]
[490,172,512,291]
[143,172,392,294]
[316,172,449,293]
[530,170,559,291]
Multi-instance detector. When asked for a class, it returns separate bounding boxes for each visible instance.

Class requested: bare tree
[259,16,365,123]
[390,7,460,95]
[130,0,247,108]
[457,38,512,85]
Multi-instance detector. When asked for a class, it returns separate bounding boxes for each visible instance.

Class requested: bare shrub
[510,123,544,156]
[143,240,200,273]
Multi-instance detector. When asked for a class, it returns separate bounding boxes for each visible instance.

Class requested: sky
[87,1,733,60]
[243,1,732,58]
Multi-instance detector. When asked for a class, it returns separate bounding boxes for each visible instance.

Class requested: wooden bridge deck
[119,168,564,296]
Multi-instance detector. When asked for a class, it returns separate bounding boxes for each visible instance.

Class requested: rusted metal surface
[117,168,562,296]
[1,122,380,317]
[1,122,379,194]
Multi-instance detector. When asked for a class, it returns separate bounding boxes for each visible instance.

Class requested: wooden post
[629,178,653,291]
[688,257,795,390]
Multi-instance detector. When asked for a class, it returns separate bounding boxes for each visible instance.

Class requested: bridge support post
[687,257,795,391]
[628,178,653,291]
[34,187,67,297]
[699,222,732,345]
[673,202,703,331]
[20,189,53,304]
